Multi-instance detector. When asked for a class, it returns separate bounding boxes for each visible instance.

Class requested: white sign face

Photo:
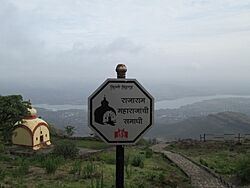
[88,79,154,145]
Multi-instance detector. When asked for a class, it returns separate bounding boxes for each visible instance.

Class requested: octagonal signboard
[88,79,154,145]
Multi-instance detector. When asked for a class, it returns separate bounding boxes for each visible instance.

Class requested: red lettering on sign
[114,129,128,138]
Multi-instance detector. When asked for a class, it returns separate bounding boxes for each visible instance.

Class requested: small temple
[12,106,51,150]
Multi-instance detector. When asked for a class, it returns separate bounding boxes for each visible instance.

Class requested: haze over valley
[1,0,250,140]
[32,96,250,140]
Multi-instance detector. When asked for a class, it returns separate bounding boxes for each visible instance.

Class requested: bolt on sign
[88,79,154,144]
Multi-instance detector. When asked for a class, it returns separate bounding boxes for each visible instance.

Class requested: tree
[64,125,75,137]
[0,95,30,144]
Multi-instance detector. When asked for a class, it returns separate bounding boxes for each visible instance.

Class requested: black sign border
[89,79,153,144]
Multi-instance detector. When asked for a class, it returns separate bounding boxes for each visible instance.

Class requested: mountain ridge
[150,111,250,140]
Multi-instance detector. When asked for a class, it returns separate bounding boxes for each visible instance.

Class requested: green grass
[166,140,250,186]
[52,137,110,150]
[0,144,191,188]
[73,140,109,150]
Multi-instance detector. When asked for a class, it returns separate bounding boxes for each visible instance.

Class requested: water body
[34,95,250,111]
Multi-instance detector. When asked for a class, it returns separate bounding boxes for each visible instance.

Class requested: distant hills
[36,108,90,137]
[150,111,250,140]
[34,97,250,139]
[3,80,250,105]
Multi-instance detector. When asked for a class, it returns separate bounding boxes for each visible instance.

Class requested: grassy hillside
[166,139,250,187]
[0,138,191,188]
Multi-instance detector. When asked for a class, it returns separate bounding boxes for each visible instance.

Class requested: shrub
[53,140,79,159]
[83,160,97,178]
[43,156,61,174]
[236,155,250,184]
[131,154,144,168]
[70,160,82,176]
[147,172,156,181]
[64,125,75,138]
[145,148,153,158]
[147,172,165,184]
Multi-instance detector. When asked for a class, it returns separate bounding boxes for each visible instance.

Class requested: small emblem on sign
[94,97,116,126]
[114,129,128,138]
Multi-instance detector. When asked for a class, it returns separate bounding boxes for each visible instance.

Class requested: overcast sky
[1,0,250,89]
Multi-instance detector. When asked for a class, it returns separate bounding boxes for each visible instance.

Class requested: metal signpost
[88,64,154,188]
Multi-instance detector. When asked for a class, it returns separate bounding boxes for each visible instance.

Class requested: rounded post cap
[116,64,127,78]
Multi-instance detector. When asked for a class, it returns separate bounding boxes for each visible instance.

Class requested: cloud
[0,0,250,88]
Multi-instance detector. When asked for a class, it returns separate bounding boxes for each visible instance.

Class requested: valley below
[35,96,250,140]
